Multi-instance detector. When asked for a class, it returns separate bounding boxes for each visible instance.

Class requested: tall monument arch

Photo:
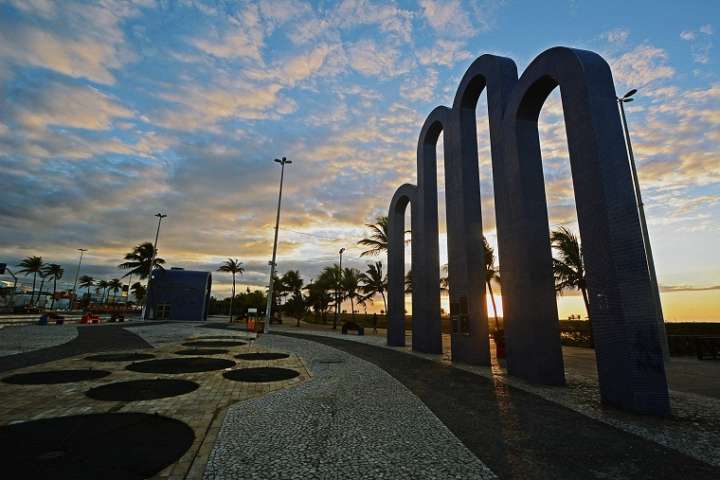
[387,46,670,416]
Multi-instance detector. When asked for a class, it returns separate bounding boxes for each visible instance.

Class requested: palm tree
[107,279,123,303]
[358,216,390,257]
[36,269,50,306]
[118,242,165,279]
[281,270,303,295]
[17,256,44,304]
[483,237,502,332]
[342,267,361,315]
[321,264,343,328]
[96,279,110,304]
[131,282,146,304]
[42,264,64,309]
[404,269,412,294]
[217,259,244,321]
[79,275,95,301]
[359,261,387,314]
[551,226,592,344]
[306,277,333,323]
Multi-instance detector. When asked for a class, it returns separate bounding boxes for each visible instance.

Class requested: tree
[359,261,387,314]
[118,242,165,279]
[551,226,592,344]
[285,291,308,327]
[320,265,343,328]
[306,276,333,323]
[483,237,502,333]
[42,264,64,309]
[217,258,244,321]
[131,282,146,304]
[342,267,361,315]
[17,256,44,304]
[96,279,110,304]
[358,215,390,257]
[79,275,95,300]
[107,279,123,303]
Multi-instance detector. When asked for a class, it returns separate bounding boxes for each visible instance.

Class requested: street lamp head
[275,157,292,165]
[622,98,634,103]
[155,213,167,219]
[339,247,346,255]
[623,88,637,99]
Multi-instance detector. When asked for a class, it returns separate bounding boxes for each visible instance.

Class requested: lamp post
[335,247,345,328]
[264,157,292,333]
[70,248,87,311]
[143,213,167,320]
[618,89,669,361]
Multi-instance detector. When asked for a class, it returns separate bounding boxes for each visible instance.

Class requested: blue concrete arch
[500,47,669,414]
[387,183,417,347]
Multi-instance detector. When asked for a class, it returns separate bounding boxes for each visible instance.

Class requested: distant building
[145,268,212,321]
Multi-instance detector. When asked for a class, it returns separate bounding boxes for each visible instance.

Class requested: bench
[341,321,364,336]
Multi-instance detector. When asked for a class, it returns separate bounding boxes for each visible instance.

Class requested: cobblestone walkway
[277,332,720,480]
[0,324,79,357]
[0,333,307,479]
[206,334,496,480]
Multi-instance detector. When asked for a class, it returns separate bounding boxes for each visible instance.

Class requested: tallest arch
[500,47,669,415]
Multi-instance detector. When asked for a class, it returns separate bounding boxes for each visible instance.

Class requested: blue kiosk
[145,268,212,321]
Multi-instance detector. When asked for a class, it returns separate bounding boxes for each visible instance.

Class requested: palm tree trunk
[51,278,57,309]
[580,286,594,348]
[230,273,235,321]
[31,273,37,305]
[38,278,46,306]
[380,291,387,315]
[487,280,500,332]
[350,297,355,316]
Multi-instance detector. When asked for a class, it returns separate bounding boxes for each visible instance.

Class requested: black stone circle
[174,348,229,356]
[2,369,111,385]
[85,352,156,362]
[223,367,299,383]
[0,413,194,480]
[86,379,199,402]
[235,352,290,361]
[126,357,235,374]
[182,340,246,348]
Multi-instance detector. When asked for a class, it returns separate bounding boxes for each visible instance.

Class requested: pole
[618,98,669,361]
[265,157,291,333]
[70,249,87,311]
[143,213,167,320]
[335,248,345,328]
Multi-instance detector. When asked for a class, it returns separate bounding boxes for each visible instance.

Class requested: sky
[0,0,718,320]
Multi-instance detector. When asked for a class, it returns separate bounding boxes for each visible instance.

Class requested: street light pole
[70,248,87,311]
[618,89,669,361]
[335,247,345,328]
[264,157,292,333]
[143,213,167,320]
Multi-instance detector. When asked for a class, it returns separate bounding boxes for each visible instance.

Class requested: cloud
[0,0,142,84]
[602,28,630,44]
[6,81,133,131]
[661,284,720,293]
[400,68,439,101]
[417,39,473,67]
[610,44,675,87]
[679,24,714,64]
[190,4,264,60]
[347,39,413,77]
[419,0,476,37]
